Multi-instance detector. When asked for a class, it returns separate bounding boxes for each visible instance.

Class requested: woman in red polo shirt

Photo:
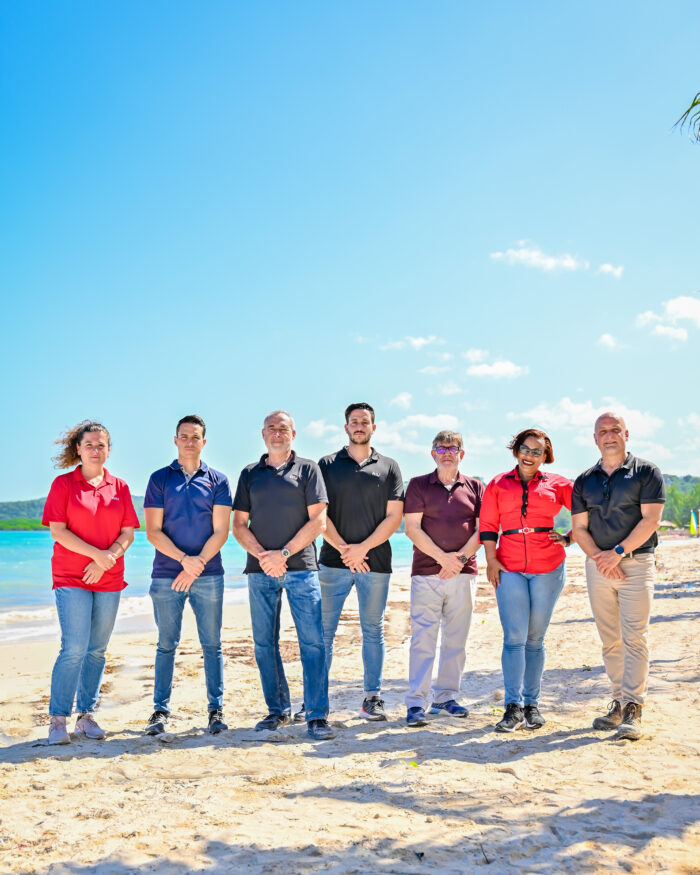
[479,428,573,734]
[42,420,140,744]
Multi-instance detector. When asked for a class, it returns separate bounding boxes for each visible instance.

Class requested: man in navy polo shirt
[143,415,232,736]
[232,410,335,741]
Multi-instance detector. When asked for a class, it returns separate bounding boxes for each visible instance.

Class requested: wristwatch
[281,546,291,559]
[457,554,469,565]
[614,544,626,556]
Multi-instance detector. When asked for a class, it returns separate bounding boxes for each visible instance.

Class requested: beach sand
[0,543,698,874]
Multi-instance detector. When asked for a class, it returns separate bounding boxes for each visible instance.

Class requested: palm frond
[675,92,700,142]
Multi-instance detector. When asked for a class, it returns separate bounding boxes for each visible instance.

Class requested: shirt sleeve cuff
[479,531,498,542]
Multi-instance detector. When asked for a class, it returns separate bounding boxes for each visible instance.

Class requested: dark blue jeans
[149,575,224,713]
[248,570,329,721]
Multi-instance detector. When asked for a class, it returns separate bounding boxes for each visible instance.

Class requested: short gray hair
[432,430,463,451]
[263,409,295,429]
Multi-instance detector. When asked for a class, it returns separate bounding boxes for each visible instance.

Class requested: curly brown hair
[507,428,554,464]
[53,421,111,469]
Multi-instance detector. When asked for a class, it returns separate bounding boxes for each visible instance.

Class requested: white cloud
[437,381,462,396]
[636,294,700,343]
[462,434,496,452]
[462,348,489,363]
[419,365,451,375]
[354,335,371,344]
[435,352,453,362]
[653,324,688,342]
[507,396,663,440]
[597,333,619,349]
[380,339,406,351]
[598,263,624,279]
[467,360,529,379]
[305,420,343,440]
[490,245,589,272]
[375,413,461,455]
[389,392,412,410]
[380,335,445,352]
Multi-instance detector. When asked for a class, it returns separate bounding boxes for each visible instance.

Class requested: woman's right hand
[92,550,117,571]
[82,561,105,586]
[486,557,506,589]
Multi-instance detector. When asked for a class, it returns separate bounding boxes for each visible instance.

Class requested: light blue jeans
[495,562,566,707]
[248,570,328,721]
[319,564,391,694]
[50,586,122,716]
[149,575,224,713]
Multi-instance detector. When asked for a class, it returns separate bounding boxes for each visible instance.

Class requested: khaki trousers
[585,554,655,705]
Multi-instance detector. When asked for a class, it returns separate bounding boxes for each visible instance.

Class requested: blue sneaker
[429,699,469,718]
[406,706,429,727]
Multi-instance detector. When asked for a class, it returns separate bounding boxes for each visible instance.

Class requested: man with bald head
[572,412,665,740]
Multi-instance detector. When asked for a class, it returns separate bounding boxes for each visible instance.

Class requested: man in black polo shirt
[232,410,335,741]
[316,403,404,721]
[572,412,665,741]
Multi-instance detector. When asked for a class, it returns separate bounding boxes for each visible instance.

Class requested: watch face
[615,545,625,555]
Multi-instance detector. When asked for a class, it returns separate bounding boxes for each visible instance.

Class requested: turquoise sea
[0,530,415,642]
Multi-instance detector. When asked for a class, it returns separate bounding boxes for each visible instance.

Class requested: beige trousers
[585,554,655,705]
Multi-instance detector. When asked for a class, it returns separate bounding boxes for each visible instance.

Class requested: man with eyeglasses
[232,410,336,741]
[571,412,665,741]
[402,430,483,726]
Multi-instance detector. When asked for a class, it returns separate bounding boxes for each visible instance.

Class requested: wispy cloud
[389,392,412,410]
[467,360,529,379]
[304,420,344,440]
[636,294,700,343]
[380,335,445,352]
[376,413,461,454]
[653,324,688,342]
[598,263,624,279]
[507,397,663,439]
[436,381,462,396]
[490,245,589,272]
[597,333,619,349]
[462,348,489,363]
[419,365,451,375]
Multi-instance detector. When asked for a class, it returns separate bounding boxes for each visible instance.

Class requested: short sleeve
[304,462,328,505]
[474,479,485,516]
[640,465,666,504]
[42,476,69,525]
[404,478,426,514]
[387,461,405,502]
[558,477,574,511]
[478,479,500,542]
[571,474,587,515]
[213,474,233,507]
[118,482,141,528]
[144,472,164,509]
[233,469,252,513]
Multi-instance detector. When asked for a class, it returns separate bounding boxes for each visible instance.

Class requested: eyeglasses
[434,445,461,455]
[519,445,544,458]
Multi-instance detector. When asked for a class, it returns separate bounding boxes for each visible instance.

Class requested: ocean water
[0,530,416,642]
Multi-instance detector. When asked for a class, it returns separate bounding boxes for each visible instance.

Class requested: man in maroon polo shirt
[403,430,483,726]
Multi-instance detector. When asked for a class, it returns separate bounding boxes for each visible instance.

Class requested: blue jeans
[319,564,391,694]
[495,562,566,707]
[50,586,122,716]
[248,570,328,721]
[149,575,224,713]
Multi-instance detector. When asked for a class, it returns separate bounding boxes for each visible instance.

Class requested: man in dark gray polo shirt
[572,411,665,741]
[317,402,404,721]
[232,410,335,741]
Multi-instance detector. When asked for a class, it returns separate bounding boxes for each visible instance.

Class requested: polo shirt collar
[73,465,116,486]
[259,450,297,469]
[505,466,547,482]
[339,446,379,464]
[428,469,467,486]
[169,458,208,475]
[594,452,633,474]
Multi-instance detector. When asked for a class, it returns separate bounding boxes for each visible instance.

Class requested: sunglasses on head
[434,445,461,455]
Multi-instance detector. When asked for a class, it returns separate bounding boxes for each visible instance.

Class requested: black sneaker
[406,706,429,727]
[254,713,290,732]
[145,710,169,736]
[208,708,228,734]
[592,700,622,730]
[614,702,643,741]
[361,696,387,721]
[523,705,546,730]
[307,718,336,740]
[293,703,306,723]
[494,703,525,733]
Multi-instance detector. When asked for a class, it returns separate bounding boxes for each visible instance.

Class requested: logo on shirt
[624,471,633,479]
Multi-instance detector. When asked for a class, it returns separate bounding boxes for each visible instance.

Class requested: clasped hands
[591,549,626,580]
[82,549,119,586]
[338,542,370,573]
[172,554,207,591]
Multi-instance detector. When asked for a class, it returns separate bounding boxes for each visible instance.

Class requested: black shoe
[254,713,290,732]
[208,708,228,734]
[592,699,622,730]
[523,705,546,730]
[307,718,336,740]
[361,696,387,721]
[495,703,525,733]
[293,703,306,723]
[406,706,429,727]
[145,710,169,736]
[614,702,643,741]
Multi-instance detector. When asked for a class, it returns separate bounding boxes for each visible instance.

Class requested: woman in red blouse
[42,421,140,744]
[479,428,573,733]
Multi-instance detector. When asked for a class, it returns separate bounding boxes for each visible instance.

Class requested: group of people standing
[42,403,665,746]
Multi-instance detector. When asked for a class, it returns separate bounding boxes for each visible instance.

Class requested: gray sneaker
[75,713,106,739]
[614,702,643,741]
[48,715,71,745]
[592,700,622,730]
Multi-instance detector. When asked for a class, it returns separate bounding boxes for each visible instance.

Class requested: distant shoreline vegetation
[0,477,698,529]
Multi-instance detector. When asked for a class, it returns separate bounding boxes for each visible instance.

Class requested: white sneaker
[74,713,106,739]
[48,715,71,745]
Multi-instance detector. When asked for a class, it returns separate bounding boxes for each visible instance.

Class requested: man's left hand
[340,543,369,570]
[259,550,288,578]
[172,571,196,592]
[592,549,623,575]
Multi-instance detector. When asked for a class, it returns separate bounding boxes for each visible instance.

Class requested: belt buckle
[522,527,532,534]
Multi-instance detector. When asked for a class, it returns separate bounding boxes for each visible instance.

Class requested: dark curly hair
[507,428,554,464]
[53,420,111,469]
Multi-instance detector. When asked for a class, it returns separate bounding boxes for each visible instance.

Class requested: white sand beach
[0,543,698,874]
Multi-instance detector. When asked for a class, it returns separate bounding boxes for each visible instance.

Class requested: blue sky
[2,1,699,501]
